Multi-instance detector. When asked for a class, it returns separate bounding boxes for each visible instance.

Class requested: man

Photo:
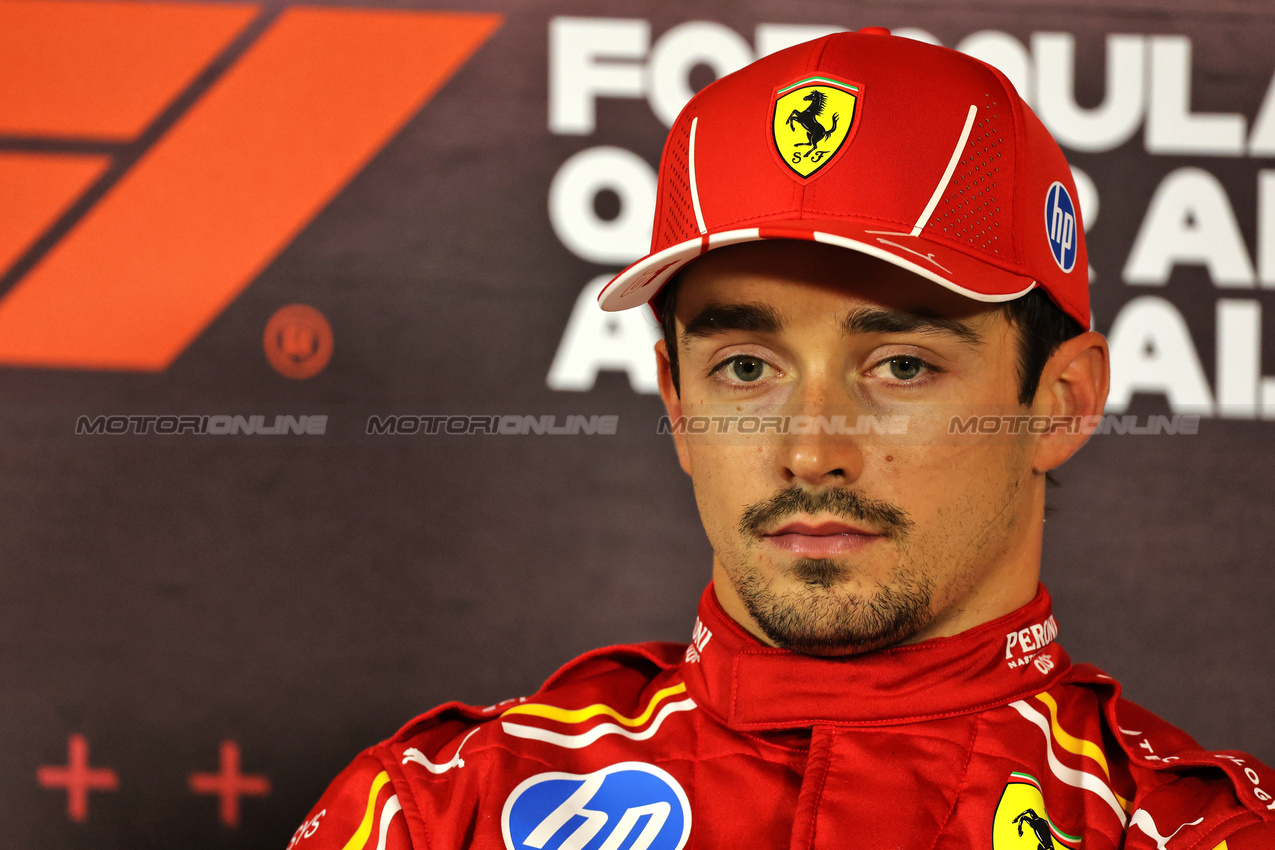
[290,28,1275,849]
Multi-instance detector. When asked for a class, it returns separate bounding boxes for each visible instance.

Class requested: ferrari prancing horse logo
[992,773,1081,849]
[771,75,862,181]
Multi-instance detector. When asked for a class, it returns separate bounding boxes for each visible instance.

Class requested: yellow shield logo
[991,773,1081,850]
[771,75,861,181]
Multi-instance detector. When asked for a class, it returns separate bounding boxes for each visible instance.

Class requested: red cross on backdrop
[37,734,119,822]
[188,740,271,827]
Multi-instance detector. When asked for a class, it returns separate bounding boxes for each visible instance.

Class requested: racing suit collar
[679,582,1070,730]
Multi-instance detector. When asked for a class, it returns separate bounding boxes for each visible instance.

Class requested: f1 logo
[501,762,691,850]
[0,1,500,370]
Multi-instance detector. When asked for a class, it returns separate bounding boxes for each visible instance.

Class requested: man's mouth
[763,520,882,557]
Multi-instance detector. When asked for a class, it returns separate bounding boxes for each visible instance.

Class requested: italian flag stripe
[778,76,859,95]
[1009,771,1041,788]
[1049,821,1084,845]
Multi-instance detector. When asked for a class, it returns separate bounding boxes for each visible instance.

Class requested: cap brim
[597,220,1036,312]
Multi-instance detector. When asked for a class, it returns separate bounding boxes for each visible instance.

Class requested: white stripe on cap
[689,117,708,235]
[911,104,978,236]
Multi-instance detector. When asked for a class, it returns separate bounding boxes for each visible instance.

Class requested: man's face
[657,240,1077,656]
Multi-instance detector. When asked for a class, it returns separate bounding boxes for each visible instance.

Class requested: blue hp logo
[1044,181,1078,273]
[502,762,691,850]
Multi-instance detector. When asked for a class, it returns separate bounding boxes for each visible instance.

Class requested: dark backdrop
[1,0,1273,846]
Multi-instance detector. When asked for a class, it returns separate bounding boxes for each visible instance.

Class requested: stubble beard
[728,558,936,655]
[724,486,936,656]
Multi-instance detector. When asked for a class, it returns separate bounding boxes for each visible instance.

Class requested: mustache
[739,486,913,540]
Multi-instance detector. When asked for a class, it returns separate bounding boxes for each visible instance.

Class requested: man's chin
[737,571,936,656]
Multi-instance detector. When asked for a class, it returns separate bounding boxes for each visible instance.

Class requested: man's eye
[883,356,927,381]
[714,356,769,383]
[730,356,766,382]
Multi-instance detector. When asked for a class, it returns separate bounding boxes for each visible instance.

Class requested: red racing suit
[290,584,1275,849]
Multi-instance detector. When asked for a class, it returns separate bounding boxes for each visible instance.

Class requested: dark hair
[655,276,1083,406]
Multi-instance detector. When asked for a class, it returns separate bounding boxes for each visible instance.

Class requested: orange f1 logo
[0,0,500,370]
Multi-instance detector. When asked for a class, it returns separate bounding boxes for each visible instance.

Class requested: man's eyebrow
[841,307,983,346]
[681,302,783,341]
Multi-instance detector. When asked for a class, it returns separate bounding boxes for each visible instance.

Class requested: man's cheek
[868,441,979,489]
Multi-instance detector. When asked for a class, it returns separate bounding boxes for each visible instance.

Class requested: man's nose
[778,380,866,487]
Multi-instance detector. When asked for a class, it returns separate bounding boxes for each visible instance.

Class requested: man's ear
[1030,330,1110,473]
[656,339,693,476]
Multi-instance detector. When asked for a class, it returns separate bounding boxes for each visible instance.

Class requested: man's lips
[763,520,882,557]
[770,521,877,536]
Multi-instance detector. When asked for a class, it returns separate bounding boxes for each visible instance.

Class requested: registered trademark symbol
[263,304,333,379]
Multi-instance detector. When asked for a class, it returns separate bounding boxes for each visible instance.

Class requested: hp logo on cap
[1044,182,1078,273]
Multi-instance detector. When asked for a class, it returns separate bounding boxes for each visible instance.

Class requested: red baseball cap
[597,27,1088,327]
